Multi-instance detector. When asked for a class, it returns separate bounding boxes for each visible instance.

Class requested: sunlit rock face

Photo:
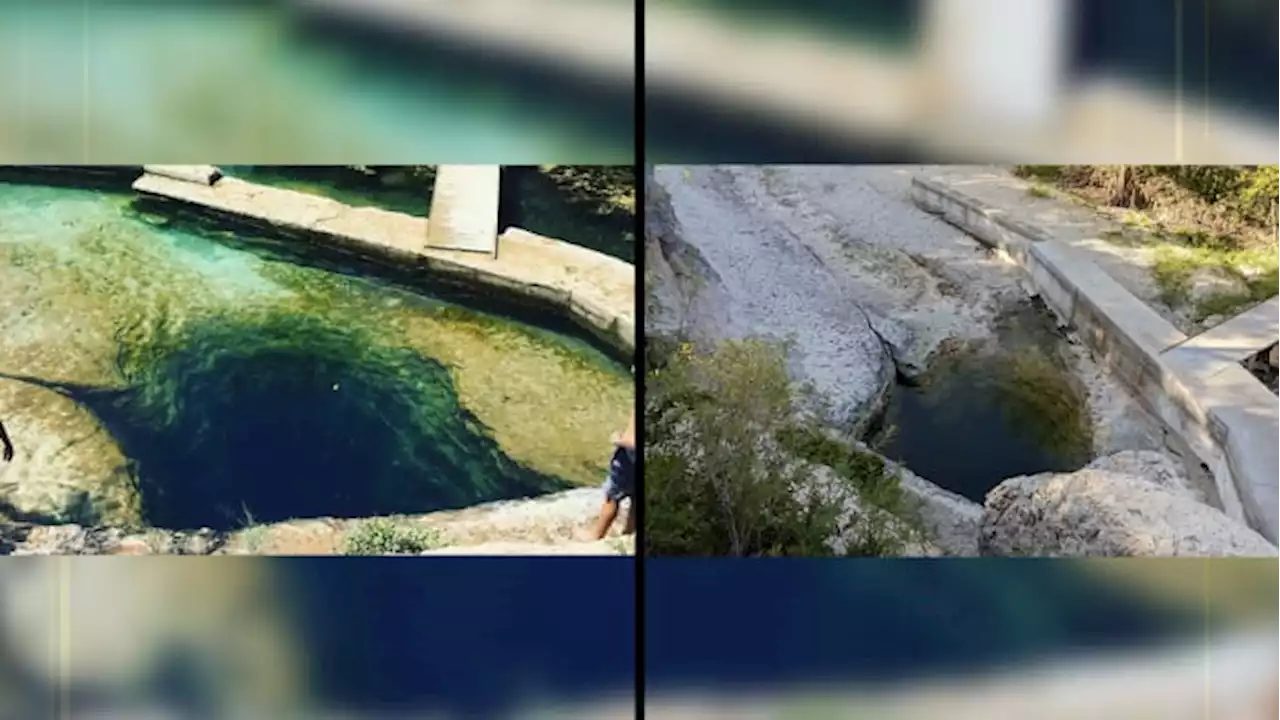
[981,451,1278,557]
[650,165,896,433]
[1,487,634,556]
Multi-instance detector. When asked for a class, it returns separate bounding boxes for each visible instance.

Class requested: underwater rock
[980,451,1277,557]
[0,379,140,527]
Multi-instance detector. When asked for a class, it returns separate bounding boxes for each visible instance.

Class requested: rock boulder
[980,451,1277,557]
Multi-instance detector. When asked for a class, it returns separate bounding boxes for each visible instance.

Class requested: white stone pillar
[920,0,1070,128]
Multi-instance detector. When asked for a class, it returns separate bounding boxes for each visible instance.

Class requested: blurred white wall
[920,0,1071,127]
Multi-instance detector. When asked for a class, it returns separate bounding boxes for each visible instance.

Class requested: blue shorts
[602,446,636,503]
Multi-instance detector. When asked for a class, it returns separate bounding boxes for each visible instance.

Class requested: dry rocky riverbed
[647,165,1275,557]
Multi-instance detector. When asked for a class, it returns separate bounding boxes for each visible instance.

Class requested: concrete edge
[1164,296,1280,369]
[130,171,635,357]
[142,165,221,186]
[911,174,1278,545]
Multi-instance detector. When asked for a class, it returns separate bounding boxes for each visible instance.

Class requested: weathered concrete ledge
[142,164,221,186]
[131,171,635,354]
[425,164,500,255]
[912,174,1279,544]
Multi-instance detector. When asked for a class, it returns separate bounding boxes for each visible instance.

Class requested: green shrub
[1012,165,1064,183]
[342,519,445,555]
[645,336,917,556]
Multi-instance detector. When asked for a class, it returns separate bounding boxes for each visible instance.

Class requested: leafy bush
[645,336,917,556]
[342,519,445,555]
[538,165,636,214]
[1013,164,1278,230]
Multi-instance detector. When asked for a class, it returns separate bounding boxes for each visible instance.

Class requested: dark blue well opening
[64,313,567,532]
[869,300,1095,502]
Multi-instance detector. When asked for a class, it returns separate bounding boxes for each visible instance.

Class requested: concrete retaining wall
[143,165,221,185]
[130,170,635,356]
[912,175,1278,543]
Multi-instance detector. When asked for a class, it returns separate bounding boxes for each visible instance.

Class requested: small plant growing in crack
[342,518,446,555]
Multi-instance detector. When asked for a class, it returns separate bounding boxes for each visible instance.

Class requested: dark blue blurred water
[282,558,636,717]
[644,559,1208,692]
[1076,0,1278,119]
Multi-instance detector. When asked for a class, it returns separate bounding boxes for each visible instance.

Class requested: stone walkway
[914,165,1191,331]
[425,164,500,254]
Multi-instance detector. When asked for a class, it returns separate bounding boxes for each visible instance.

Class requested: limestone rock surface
[980,451,1277,557]
[0,379,139,527]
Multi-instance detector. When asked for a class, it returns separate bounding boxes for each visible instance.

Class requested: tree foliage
[537,165,635,214]
[645,336,918,556]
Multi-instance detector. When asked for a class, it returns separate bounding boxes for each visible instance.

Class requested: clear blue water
[1,180,628,531]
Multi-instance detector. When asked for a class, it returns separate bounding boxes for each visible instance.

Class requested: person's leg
[593,497,620,540]
[0,420,12,463]
[621,498,636,535]
[594,468,627,539]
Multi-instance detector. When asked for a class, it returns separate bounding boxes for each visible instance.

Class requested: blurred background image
[0,0,635,164]
[0,558,636,718]
[645,0,1278,163]
[645,558,1278,719]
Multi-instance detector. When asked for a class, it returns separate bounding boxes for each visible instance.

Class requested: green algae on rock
[0,181,631,533]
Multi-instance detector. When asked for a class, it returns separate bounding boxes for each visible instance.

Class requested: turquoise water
[0,5,631,163]
[1,180,630,530]
[222,165,435,218]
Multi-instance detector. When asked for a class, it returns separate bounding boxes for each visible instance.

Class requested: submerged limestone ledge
[1,488,634,556]
[0,181,631,538]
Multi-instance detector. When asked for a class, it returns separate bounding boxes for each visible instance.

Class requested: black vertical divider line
[632,0,647,716]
